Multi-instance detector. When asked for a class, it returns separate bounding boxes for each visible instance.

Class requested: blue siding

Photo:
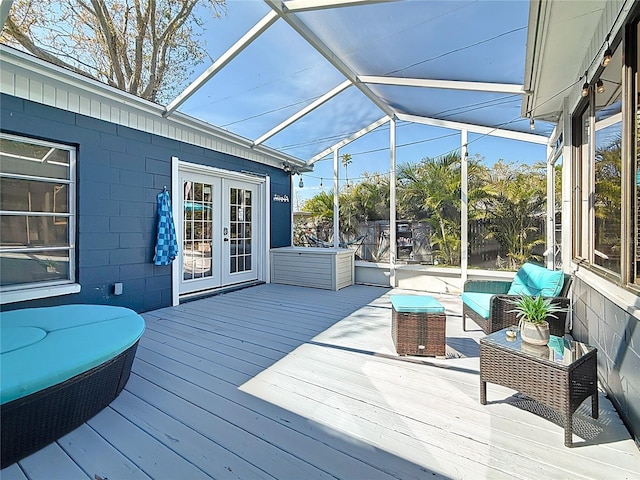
[1,94,293,312]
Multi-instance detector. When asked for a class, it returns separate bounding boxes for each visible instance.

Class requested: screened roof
[167,0,554,166]
[5,0,609,174]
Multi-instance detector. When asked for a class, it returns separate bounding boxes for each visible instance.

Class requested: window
[0,133,76,294]
[593,93,622,275]
[571,17,640,289]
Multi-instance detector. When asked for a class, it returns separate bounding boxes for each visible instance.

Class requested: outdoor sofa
[461,262,571,336]
[0,304,145,468]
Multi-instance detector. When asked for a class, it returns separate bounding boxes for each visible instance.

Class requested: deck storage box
[270,247,354,290]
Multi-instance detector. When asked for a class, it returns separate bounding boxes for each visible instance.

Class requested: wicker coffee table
[480,328,598,447]
[390,295,446,357]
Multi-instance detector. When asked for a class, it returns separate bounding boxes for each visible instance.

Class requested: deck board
[3,283,639,479]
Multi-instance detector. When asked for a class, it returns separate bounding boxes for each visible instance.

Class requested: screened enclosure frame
[0,0,600,283]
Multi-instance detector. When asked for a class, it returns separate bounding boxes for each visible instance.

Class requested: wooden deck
[2,283,639,479]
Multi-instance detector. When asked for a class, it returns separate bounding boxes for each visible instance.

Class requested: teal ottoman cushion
[390,294,445,313]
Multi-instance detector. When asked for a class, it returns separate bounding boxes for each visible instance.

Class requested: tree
[341,153,352,188]
[302,191,334,223]
[478,161,546,269]
[1,0,226,103]
[397,152,463,266]
[347,172,390,223]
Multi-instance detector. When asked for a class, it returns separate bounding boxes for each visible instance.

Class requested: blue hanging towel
[153,189,178,266]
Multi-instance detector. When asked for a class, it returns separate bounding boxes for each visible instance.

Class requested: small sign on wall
[273,194,289,203]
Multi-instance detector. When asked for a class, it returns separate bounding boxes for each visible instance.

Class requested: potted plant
[509,295,566,345]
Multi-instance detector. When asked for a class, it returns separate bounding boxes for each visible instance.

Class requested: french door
[178,170,260,295]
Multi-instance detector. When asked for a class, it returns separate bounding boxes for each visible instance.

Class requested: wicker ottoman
[390,295,446,356]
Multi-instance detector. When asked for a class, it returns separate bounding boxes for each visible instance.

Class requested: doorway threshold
[179,280,264,304]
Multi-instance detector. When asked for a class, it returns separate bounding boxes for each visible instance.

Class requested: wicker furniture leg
[564,404,573,447]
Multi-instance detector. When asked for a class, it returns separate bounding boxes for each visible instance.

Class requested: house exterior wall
[0,93,293,313]
[572,275,640,447]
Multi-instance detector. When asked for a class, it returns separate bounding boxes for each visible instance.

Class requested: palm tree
[341,153,352,188]
[348,173,390,222]
[397,152,462,266]
[478,161,546,269]
[302,191,334,222]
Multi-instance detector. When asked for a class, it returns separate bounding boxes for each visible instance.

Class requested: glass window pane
[0,138,70,180]
[594,100,622,274]
[0,250,69,287]
[0,178,69,213]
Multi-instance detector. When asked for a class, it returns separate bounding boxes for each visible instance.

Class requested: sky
[178,0,549,207]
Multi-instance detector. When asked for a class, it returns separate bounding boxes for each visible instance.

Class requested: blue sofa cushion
[1,305,145,405]
[507,263,564,297]
[461,292,492,319]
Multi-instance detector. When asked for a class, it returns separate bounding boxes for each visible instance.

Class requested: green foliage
[345,172,390,222]
[509,295,565,325]
[301,154,547,270]
[301,191,335,222]
[477,161,546,270]
[397,152,463,265]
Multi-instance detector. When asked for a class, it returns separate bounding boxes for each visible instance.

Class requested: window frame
[0,132,79,303]
[570,14,640,293]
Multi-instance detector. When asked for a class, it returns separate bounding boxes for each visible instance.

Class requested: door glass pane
[229,187,252,274]
[183,180,214,280]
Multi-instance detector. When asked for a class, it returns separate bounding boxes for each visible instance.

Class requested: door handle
[224,238,229,242]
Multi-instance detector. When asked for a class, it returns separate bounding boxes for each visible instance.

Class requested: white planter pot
[519,320,550,346]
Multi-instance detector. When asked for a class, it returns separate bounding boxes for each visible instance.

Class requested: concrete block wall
[1,94,292,313]
[572,276,640,447]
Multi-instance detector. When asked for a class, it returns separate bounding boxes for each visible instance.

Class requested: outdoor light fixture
[319,178,323,187]
[298,176,304,188]
[581,82,590,97]
[581,72,590,97]
[596,79,605,94]
[602,34,612,66]
[529,117,535,130]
